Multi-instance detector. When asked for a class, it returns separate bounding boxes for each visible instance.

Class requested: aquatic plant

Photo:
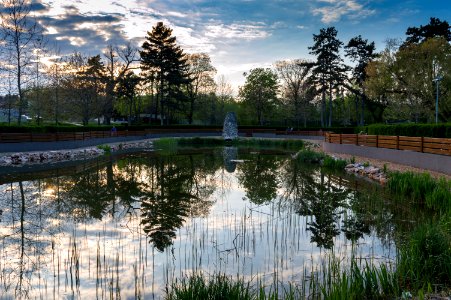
[322,156,347,171]
[96,144,111,153]
[388,171,451,213]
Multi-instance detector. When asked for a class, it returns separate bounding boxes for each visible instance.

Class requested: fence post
[356,134,358,145]
[376,135,379,148]
[396,136,399,150]
[421,136,424,153]
[339,134,342,144]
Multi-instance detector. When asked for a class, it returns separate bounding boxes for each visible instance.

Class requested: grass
[322,156,348,170]
[96,144,111,154]
[166,274,254,300]
[154,137,304,151]
[387,171,451,214]
[396,220,451,291]
[294,148,348,171]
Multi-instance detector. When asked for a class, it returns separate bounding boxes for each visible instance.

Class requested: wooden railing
[325,133,451,156]
[275,130,328,136]
[0,130,148,143]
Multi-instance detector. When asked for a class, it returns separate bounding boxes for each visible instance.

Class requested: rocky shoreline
[0,140,153,167]
[344,162,388,184]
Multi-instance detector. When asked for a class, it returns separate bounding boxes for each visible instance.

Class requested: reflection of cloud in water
[0,152,406,298]
[223,147,238,173]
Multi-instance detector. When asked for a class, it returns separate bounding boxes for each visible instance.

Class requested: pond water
[0,148,426,299]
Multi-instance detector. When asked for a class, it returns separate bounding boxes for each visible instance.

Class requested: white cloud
[204,22,270,40]
[312,0,375,23]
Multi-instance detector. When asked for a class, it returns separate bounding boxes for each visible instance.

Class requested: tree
[0,0,43,124]
[365,37,451,122]
[103,43,138,124]
[275,59,315,127]
[84,55,106,124]
[116,71,141,124]
[405,17,451,45]
[61,53,106,125]
[345,35,377,125]
[140,22,191,125]
[309,27,346,127]
[185,53,216,124]
[239,68,278,125]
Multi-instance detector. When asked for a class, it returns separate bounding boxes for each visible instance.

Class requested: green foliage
[388,171,451,213]
[140,22,190,122]
[322,156,348,170]
[155,137,304,150]
[239,68,279,125]
[153,138,178,153]
[166,274,253,300]
[367,123,451,138]
[96,144,111,153]
[295,149,325,163]
[322,262,399,300]
[396,221,451,290]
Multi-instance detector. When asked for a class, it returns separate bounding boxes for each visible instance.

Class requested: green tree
[366,37,451,122]
[405,17,451,45]
[309,27,346,127]
[239,68,278,125]
[116,71,141,124]
[345,35,377,125]
[140,22,190,125]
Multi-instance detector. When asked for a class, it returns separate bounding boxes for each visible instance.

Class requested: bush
[366,123,451,138]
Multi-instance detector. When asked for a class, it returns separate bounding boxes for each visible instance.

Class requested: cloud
[312,0,375,23]
[204,22,270,40]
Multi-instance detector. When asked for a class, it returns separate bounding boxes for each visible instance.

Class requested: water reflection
[0,149,428,299]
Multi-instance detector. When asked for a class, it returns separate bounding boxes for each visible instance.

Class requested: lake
[0,147,426,299]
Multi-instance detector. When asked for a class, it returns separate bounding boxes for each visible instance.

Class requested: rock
[345,163,355,169]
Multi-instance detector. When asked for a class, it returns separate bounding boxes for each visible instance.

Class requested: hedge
[365,123,451,138]
[0,124,359,134]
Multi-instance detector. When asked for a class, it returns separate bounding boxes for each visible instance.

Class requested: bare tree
[185,53,216,124]
[216,75,233,120]
[275,59,315,127]
[103,43,138,124]
[0,0,43,124]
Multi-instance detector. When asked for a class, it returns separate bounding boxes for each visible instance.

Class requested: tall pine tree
[345,35,376,125]
[140,22,190,124]
[309,27,345,127]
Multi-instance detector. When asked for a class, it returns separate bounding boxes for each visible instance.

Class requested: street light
[433,75,443,124]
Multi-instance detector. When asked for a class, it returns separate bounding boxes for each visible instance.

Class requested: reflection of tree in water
[280,160,355,249]
[237,154,282,205]
[140,154,219,252]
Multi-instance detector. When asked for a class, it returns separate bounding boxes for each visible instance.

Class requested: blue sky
[31,0,451,90]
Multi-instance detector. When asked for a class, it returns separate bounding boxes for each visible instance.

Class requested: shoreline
[0,136,449,180]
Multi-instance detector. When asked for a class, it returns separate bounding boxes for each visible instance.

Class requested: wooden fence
[0,128,329,143]
[325,133,451,156]
[0,130,147,143]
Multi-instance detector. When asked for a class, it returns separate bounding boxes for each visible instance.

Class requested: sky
[18,0,451,91]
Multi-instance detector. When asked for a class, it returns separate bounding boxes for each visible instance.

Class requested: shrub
[367,123,451,138]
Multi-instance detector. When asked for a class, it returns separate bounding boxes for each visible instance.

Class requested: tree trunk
[328,82,333,127]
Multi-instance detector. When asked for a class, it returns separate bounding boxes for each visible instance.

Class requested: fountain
[222,112,238,141]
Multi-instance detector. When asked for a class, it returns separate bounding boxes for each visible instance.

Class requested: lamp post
[433,75,443,124]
